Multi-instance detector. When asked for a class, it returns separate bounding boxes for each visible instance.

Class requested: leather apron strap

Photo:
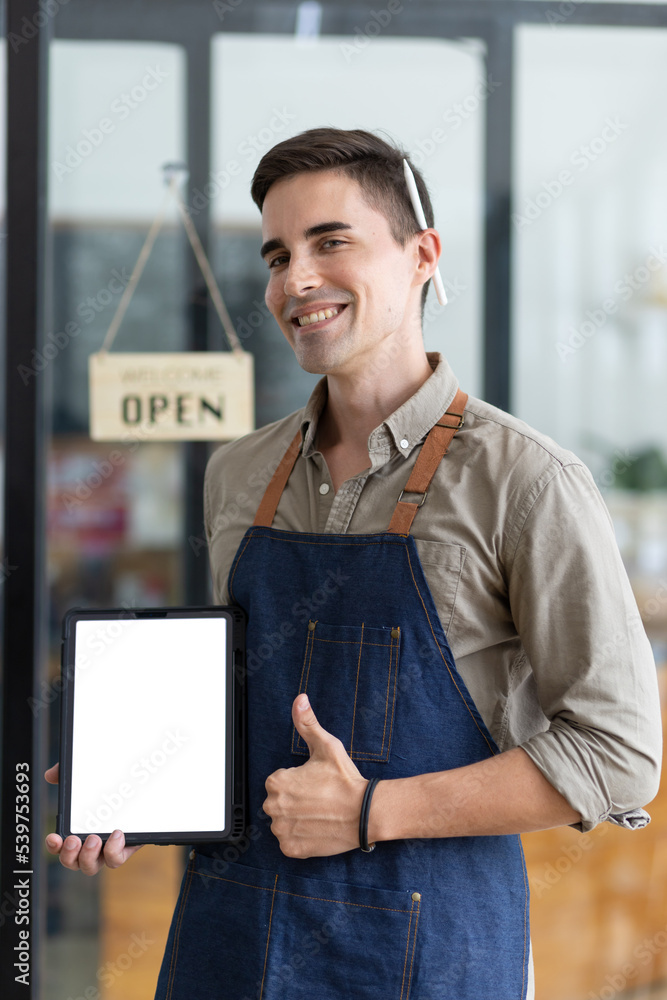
[252,387,468,532]
[387,387,468,535]
[253,429,303,527]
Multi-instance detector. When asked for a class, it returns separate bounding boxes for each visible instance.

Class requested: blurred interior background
[1,1,666,997]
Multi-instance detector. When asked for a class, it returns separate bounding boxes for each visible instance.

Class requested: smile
[295,305,345,327]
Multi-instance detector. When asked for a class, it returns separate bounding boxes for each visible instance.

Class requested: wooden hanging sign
[89,351,254,442]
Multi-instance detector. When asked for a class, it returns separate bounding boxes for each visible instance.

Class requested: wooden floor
[99,669,667,1000]
[100,842,182,1000]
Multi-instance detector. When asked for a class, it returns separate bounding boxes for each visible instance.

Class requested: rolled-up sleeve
[507,461,662,832]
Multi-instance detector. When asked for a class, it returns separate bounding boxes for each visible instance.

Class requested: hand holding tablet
[44,763,143,874]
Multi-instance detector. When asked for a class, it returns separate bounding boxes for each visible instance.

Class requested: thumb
[292,694,337,759]
[45,762,59,785]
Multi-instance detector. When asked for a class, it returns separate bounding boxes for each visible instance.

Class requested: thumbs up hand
[263,694,369,858]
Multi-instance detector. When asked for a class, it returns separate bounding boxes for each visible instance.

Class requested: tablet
[56,606,246,845]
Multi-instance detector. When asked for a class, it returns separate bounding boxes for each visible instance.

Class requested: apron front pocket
[155,855,278,1000]
[265,866,421,1000]
[291,620,401,762]
[158,856,422,1000]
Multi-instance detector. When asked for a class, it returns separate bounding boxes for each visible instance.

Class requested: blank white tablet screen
[70,617,227,834]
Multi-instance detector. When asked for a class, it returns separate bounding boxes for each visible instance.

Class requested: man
[47,128,661,999]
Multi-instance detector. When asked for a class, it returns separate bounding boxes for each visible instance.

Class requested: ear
[413,228,442,291]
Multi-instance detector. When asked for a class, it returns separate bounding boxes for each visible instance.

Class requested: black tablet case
[57,606,246,845]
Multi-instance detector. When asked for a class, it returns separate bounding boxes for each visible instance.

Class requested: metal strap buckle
[397,488,428,507]
[436,411,465,430]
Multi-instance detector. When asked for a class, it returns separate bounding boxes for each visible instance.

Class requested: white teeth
[297,307,341,326]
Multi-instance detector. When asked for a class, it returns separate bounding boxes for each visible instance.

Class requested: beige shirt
[204,352,662,833]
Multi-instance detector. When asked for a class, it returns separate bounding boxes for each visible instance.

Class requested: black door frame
[3,3,667,997]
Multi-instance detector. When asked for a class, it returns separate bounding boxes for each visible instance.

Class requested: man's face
[260,170,424,376]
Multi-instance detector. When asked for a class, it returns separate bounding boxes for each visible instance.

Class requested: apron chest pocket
[291,620,401,762]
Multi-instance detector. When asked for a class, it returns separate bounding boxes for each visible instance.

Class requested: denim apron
[155,390,530,1000]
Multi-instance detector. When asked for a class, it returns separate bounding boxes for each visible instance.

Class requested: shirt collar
[299,352,460,460]
[300,377,329,458]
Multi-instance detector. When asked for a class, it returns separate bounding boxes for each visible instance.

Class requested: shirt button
[400,438,409,449]
[319,483,330,495]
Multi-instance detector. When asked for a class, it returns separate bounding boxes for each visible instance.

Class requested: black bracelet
[359,777,380,853]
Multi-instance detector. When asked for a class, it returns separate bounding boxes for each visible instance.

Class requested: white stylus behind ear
[403,158,447,306]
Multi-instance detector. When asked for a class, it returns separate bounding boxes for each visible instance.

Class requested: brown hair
[251,127,436,309]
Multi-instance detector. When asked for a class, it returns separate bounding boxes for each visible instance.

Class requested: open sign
[89,352,254,441]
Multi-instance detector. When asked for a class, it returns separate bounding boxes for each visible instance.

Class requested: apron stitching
[191,869,413,912]
[518,839,530,999]
[399,899,416,999]
[377,636,395,757]
[384,634,401,759]
[348,623,365,756]
[291,747,388,757]
[301,626,317,730]
[258,874,278,1000]
[310,638,394,647]
[228,532,255,602]
[405,898,421,999]
[164,860,194,1000]
[291,626,398,761]
[292,627,315,754]
[296,624,317,751]
[245,533,405,548]
[291,633,400,762]
[247,528,406,542]
[290,749,393,761]
[404,546,497,757]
